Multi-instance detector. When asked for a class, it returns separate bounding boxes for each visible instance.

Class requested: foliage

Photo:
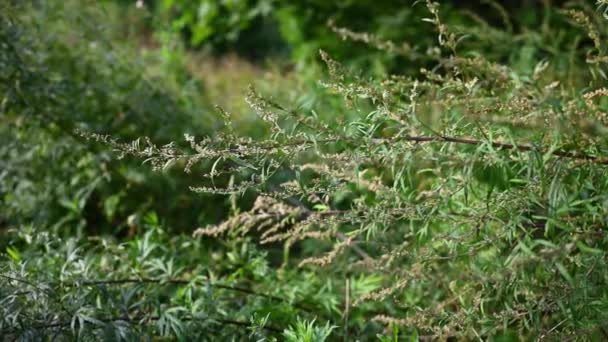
[283,318,336,342]
[0,0,223,236]
[1,214,340,340]
[86,1,608,340]
[3,0,608,340]
[140,0,285,60]
[143,0,582,76]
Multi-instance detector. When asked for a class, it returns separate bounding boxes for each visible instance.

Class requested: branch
[404,135,607,163]
[203,134,607,164]
[266,183,374,262]
[0,274,53,296]
[290,135,605,163]
[57,277,316,314]
[4,314,282,335]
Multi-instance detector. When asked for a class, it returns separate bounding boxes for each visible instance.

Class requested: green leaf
[555,262,574,286]
[576,241,603,255]
[6,246,21,262]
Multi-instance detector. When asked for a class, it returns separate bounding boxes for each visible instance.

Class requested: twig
[5,275,320,317]
[0,274,52,296]
[56,277,316,314]
[4,314,282,335]
[90,131,608,170]
[343,276,351,341]
[539,318,569,340]
[143,133,608,168]
[1,274,81,331]
[267,183,374,262]
[257,135,608,164]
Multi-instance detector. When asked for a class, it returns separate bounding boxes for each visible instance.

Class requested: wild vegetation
[2,0,608,340]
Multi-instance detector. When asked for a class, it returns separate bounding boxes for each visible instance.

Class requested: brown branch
[4,314,282,335]
[279,135,607,164]
[0,274,53,296]
[404,135,607,163]
[0,274,76,319]
[206,134,607,164]
[56,277,316,314]
[266,182,374,262]
[6,275,321,317]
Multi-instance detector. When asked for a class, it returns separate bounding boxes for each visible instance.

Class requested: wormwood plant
[84,1,608,339]
[4,0,608,340]
[76,1,608,340]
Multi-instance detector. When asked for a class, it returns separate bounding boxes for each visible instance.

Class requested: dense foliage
[2,0,608,340]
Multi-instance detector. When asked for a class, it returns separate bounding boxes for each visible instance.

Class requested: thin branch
[4,314,282,335]
[0,274,77,327]
[343,276,351,341]
[55,277,316,314]
[5,275,320,317]
[267,183,374,262]
[192,134,608,164]
[359,135,606,163]
[404,135,606,163]
[0,274,53,296]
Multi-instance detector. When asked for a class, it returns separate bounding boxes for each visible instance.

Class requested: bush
[3,0,608,340]
[1,214,341,340]
[90,1,608,339]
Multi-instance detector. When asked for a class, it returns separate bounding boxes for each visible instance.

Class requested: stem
[211,134,607,164]
[343,276,351,341]
[58,277,316,314]
[4,314,282,334]
[372,135,605,164]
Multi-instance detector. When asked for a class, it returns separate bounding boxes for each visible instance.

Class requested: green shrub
[85,1,608,339]
[1,215,341,340]
[3,0,608,340]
